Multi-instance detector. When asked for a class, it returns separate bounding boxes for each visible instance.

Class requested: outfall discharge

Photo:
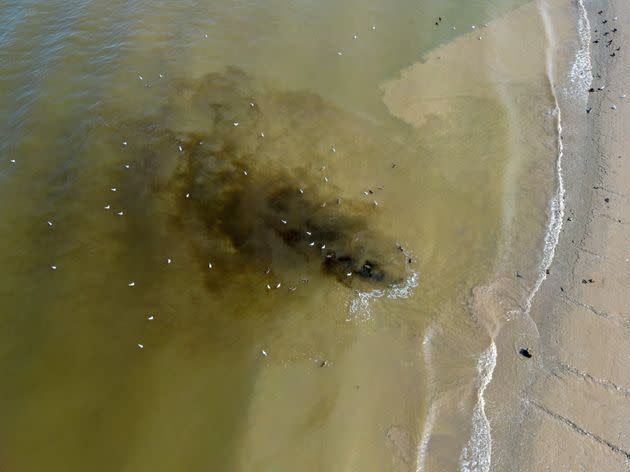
[90,68,413,310]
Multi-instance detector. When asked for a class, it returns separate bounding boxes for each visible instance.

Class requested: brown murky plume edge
[89,67,414,313]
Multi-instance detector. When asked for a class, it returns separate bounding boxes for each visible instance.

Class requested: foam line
[416,327,436,472]
[348,270,419,320]
[520,0,567,320]
[458,342,497,472]
[569,0,594,101]
[458,2,594,470]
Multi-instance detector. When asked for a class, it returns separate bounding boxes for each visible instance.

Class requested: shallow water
[0,0,571,470]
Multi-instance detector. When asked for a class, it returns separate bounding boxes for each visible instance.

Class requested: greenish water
[0,0,562,471]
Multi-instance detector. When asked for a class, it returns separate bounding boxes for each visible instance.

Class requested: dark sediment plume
[91,68,412,312]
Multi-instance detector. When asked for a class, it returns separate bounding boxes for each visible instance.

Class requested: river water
[0,0,580,470]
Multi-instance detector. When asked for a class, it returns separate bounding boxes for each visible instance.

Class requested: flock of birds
[587,11,625,113]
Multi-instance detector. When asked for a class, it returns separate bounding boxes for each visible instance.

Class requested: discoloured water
[0,0,567,470]
[99,68,412,300]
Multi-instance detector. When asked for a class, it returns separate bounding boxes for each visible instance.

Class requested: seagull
[261,349,268,357]
[147,315,154,320]
[104,205,111,210]
[111,187,117,192]
[122,141,128,146]
[208,262,213,269]
[47,221,53,227]
[128,281,135,287]
[9,159,16,164]
[138,343,144,349]
[51,265,57,270]
[138,75,143,81]
[117,211,124,216]
[233,122,239,127]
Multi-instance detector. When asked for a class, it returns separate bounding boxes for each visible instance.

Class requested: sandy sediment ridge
[490,0,630,469]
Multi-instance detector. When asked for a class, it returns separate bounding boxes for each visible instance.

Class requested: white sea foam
[520,102,564,319]
[520,0,570,318]
[458,342,497,472]
[416,401,438,472]
[416,326,437,472]
[347,270,419,320]
[459,2,588,470]
[568,0,593,102]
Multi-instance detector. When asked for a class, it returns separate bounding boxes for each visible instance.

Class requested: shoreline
[380,3,600,469]
[490,0,630,469]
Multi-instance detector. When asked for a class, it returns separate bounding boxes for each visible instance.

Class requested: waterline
[458,342,497,472]
[459,1,586,469]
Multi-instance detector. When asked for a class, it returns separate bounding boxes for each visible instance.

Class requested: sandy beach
[488,0,630,469]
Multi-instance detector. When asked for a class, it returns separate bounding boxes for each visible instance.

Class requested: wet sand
[386,0,630,468]
[489,0,630,469]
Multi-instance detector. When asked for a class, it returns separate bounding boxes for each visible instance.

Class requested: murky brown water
[0,0,568,470]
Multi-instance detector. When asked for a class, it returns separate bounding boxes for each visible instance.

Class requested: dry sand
[488,0,630,470]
